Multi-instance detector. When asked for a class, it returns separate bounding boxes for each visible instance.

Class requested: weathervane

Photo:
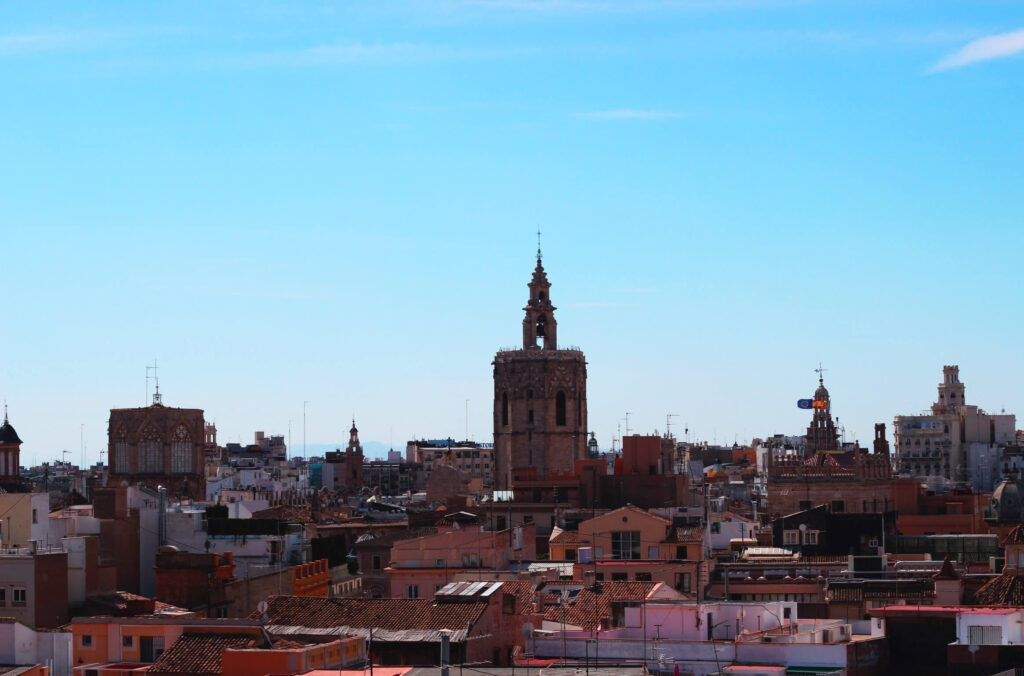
[814,362,828,384]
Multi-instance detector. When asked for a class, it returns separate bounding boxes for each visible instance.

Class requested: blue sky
[2,1,1023,464]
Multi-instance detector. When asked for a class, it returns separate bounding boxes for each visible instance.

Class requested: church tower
[804,373,839,457]
[493,246,588,489]
[0,405,23,487]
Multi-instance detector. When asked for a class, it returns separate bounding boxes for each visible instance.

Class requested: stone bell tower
[493,243,588,490]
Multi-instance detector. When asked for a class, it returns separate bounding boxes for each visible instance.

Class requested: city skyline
[3,1,1023,464]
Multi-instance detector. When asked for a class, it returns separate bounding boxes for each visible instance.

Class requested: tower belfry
[523,255,558,350]
[805,368,839,457]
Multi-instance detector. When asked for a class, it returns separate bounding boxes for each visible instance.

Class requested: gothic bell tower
[523,257,558,350]
[493,244,588,490]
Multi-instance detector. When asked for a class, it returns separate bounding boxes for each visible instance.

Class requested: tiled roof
[148,632,258,675]
[256,595,489,632]
[973,573,1024,606]
[252,505,312,522]
[549,529,587,545]
[542,581,659,631]
[1004,524,1024,546]
[663,526,704,544]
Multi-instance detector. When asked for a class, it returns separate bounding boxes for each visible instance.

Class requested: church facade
[492,253,588,490]
[106,398,206,500]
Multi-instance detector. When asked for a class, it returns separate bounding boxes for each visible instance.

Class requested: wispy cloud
[931,28,1024,72]
[575,109,682,120]
[0,30,105,56]
[222,42,543,68]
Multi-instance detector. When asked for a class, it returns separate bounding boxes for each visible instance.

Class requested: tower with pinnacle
[493,241,588,489]
[0,405,23,487]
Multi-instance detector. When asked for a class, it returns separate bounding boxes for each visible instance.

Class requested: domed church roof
[990,475,1024,523]
[0,409,21,444]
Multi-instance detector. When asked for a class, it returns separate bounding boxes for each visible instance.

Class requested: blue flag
[797,399,814,409]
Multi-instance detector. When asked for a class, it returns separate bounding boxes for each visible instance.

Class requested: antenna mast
[666,414,678,439]
[146,359,161,405]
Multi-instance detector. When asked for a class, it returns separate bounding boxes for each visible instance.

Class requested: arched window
[502,392,509,426]
[114,427,131,474]
[171,425,193,473]
[140,426,162,474]
[536,315,546,338]
[556,391,566,426]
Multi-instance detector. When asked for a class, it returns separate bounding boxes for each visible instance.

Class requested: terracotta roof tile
[973,573,1024,606]
[543,581,659,631]
[1004,524,1024,546]
[149,632,258,675]
[255,595,488,632]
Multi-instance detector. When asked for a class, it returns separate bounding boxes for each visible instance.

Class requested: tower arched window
[502,392,509,426]
[536,316,546,339]
[171,425,193,473]
[140,426,162,474]
[556,391,567,427]
[114,427,130,474]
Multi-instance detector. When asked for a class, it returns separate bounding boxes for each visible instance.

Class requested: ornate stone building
[106,396,206,500]
[767,377,893,517]
[894,365,1016,483]
[804,376,839,458]
[492,252,587,489]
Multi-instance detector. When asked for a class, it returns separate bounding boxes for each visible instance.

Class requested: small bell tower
[522,230,558,350]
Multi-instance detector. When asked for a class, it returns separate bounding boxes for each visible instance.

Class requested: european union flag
[797,399,814,409]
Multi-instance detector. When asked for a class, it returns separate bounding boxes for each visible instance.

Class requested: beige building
[406,439,495,487]
[0,493,49,550]
[895,365,1016,482]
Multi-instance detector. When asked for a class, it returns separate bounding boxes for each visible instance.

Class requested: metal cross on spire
[814,362,828,384]
[536,228,542,261]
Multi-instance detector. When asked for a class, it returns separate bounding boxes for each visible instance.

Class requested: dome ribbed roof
[990,477,1024,523]
[0,419,21,444]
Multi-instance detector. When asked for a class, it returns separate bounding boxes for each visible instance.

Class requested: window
[647,546,660,559]
[435,559,445,567]
[798,500,812,511]
[968,625,1002,645]
[804,531,818,545]
[676,545,687,560]
[611,572,628,581]
[170,425,192,473]
[407,585,419,599]
[82,634,93,647]
[635,572,652,581]
[565,548,577,562]
[710,522,721,534]
[123,636,133,647]
[372,555,382,571]
[528,409,534,423]
[140,427,162,474]
[115,439,131,473]
[12,588,26,606]
[32,509,37,524]
[682,573,692,592]
[556,391,567,426]
[830,500,845,513]
[611,531,641,560]
[783,530,799,546]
